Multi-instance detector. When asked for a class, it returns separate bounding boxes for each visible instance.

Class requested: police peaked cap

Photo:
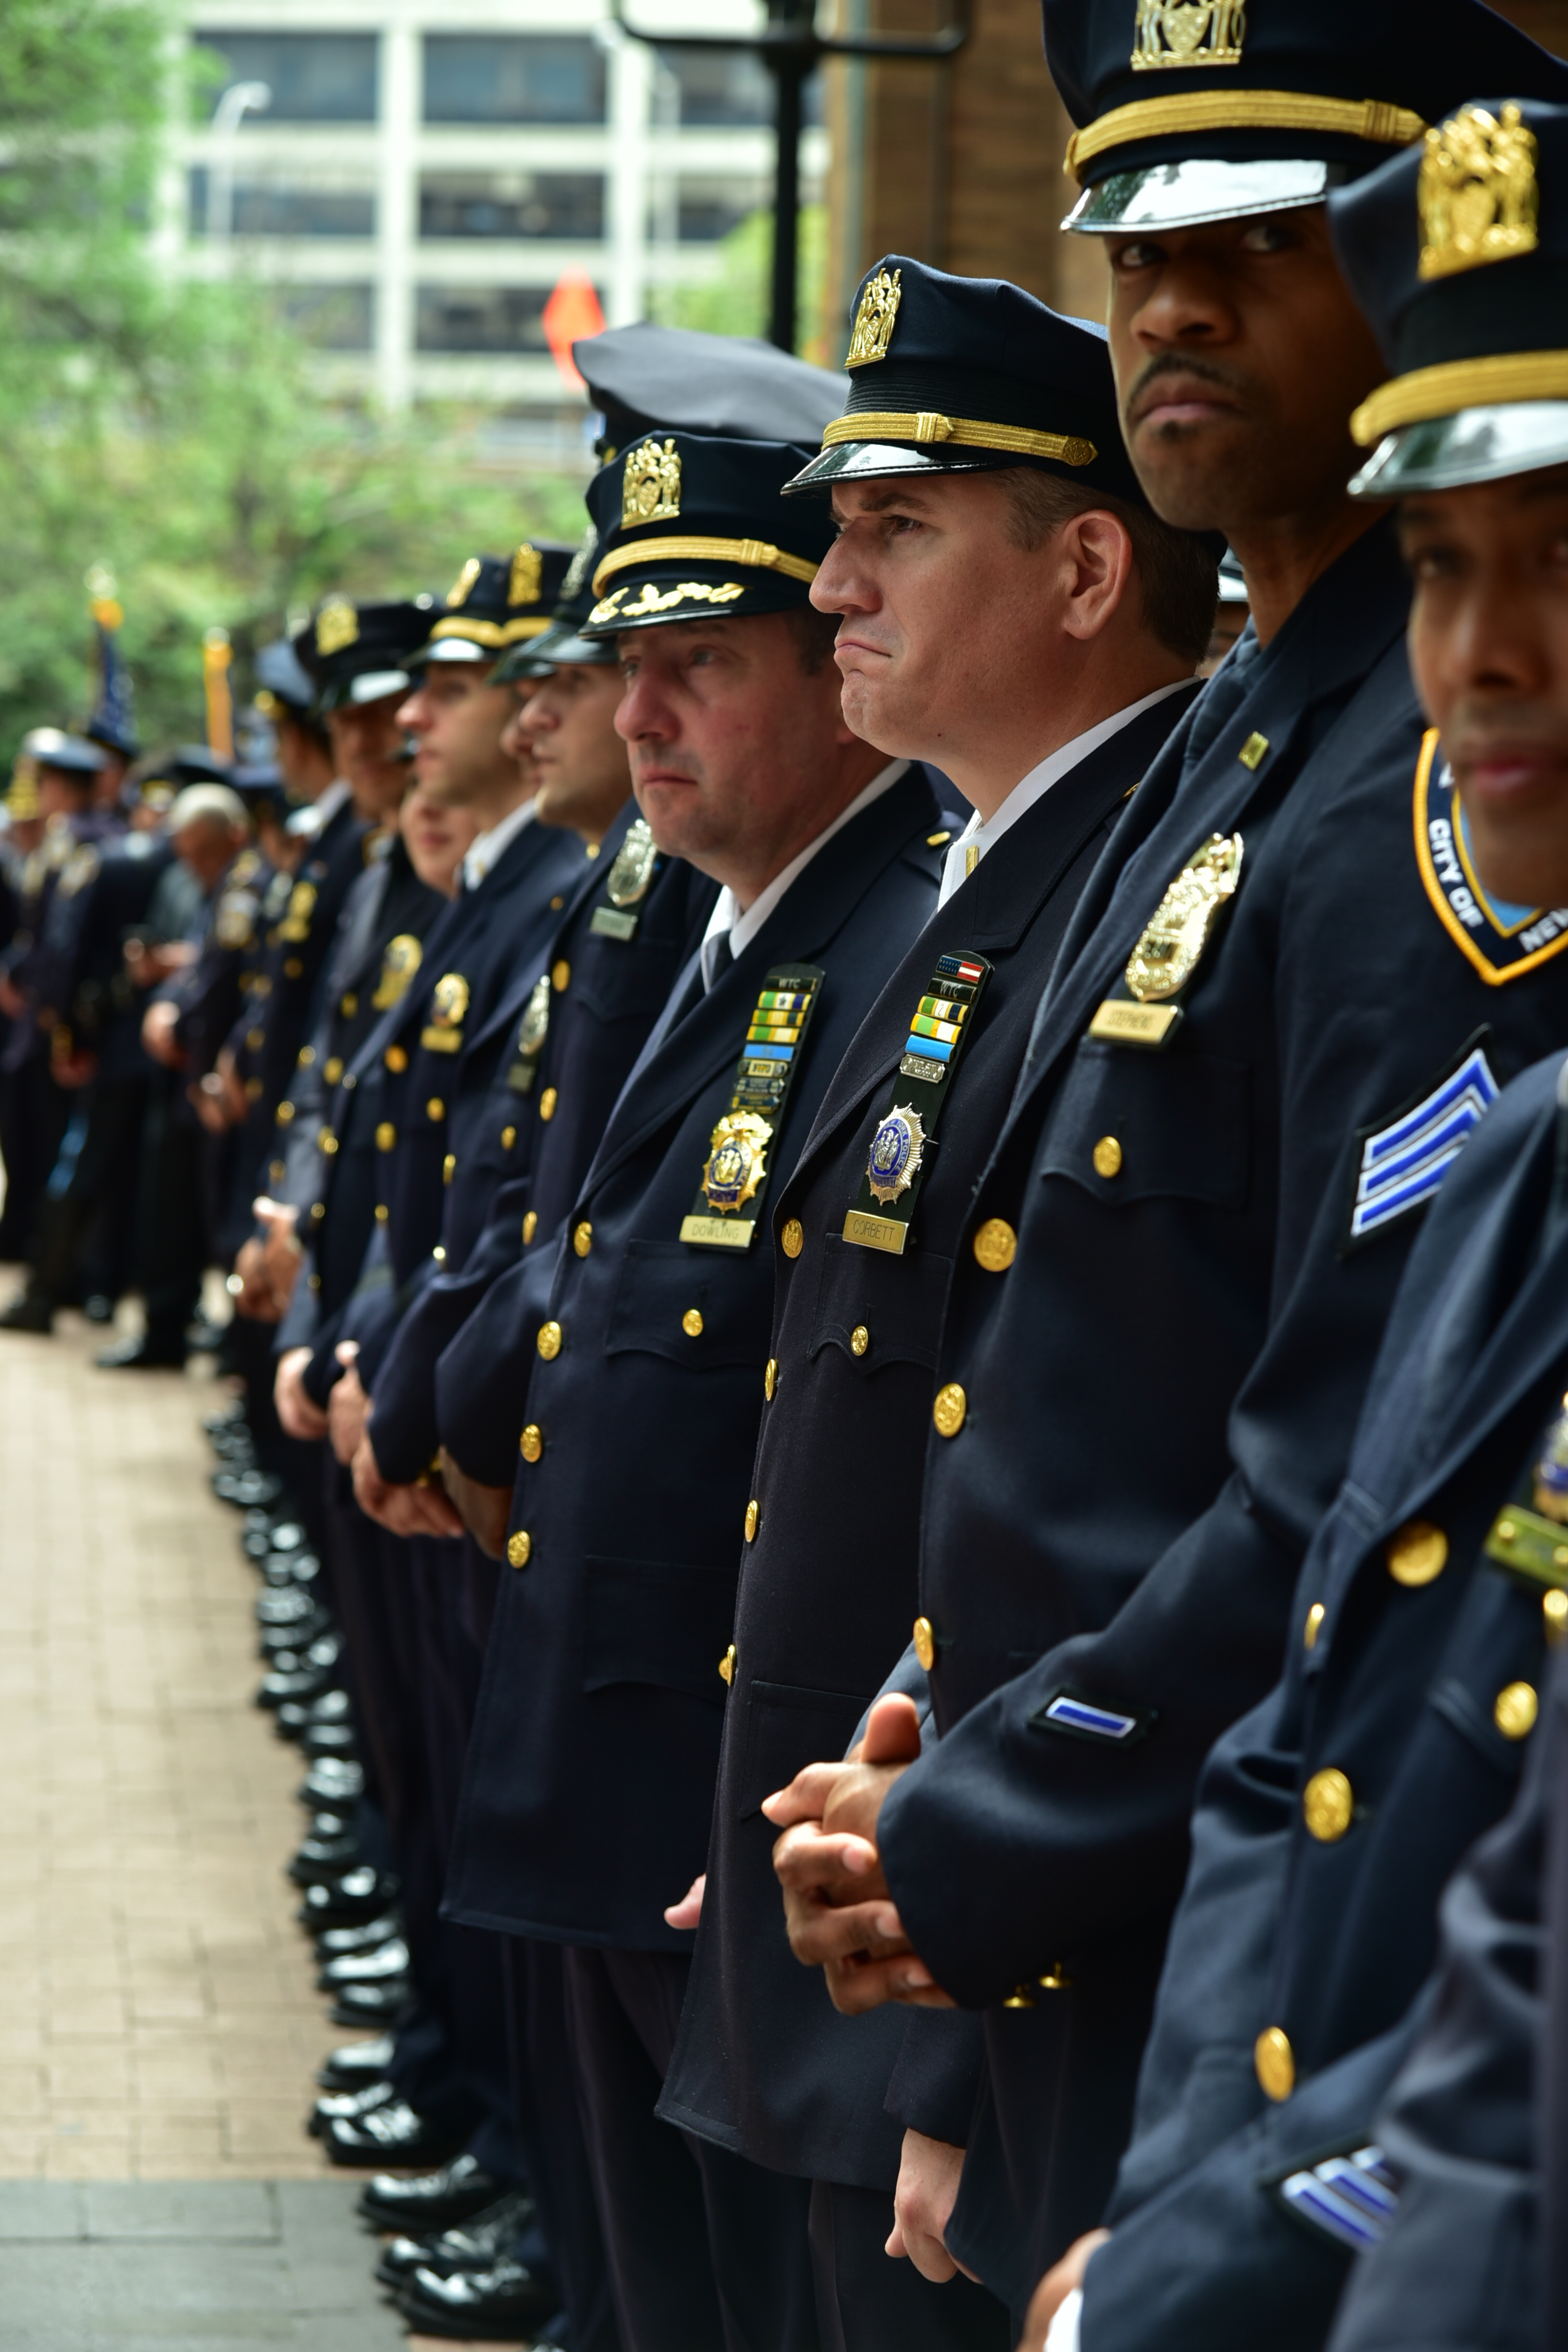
[299,596,437,714]
[1047,0,1568,235]
[574,323,846,454]
[580,433,832,636]
[785,255,1145,505]
[21,728,107,779]
[493,532,620,680]
[410,545,578,667]
[1332,95,1568,495]
[254,637,318,717]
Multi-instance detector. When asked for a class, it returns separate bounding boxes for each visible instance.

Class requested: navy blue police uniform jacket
[2,811,125,1075]
[162,848,274,1089]
[857,519,1568,2307]
[1072,1050,1568,2351]
[38,832,169,1081]
[370,801,718,1488]
[655,689,1198,2192]
[444,763,949,1949]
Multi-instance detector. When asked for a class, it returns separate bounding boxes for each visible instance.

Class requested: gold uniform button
[549,893,565,910]
[376,1122,396,1151]
[507,1531,532,1570]
[1303,1768,1354,1843]
[275,1101,295,1125]
[284,957,303,979]
[385,1044,408,1073]
[1303,1601,1326,1651]
[744,1499,760,1542]
[552,959,571,992]
[537,1320,563,1361]
[324,1057,343,1085]
[1494,1681,1538,1740]
[933,1382,967,1438]
[682,1308,704,1338]
[501,1125,517,1150]
[1545,1588,1568,1645]
[519,1424,543,1464]
[573,1221,593,1258]
[539,1087,558,1122]
[1092,1135,1123,1179]
[850,1325,870,1356]
[1386,1521,1447,1586]
[781,1218,804,1259]
[374,1203,389,1223]
[718,1644,737,1686]
[249,1028,265,1053]
[926,830,951,847]
[522,1210,538,1245]
[341,991,359,1018]
[972,1218,1016,1273]
[764,1358,777,1401]
[1254,2026,1294,2102]
[245,1076,263,1100]
[443,1154,457,1183]
[432,1245,446,1265]
[319,1128,339,1156]
[913,1615,936,1672]
[427,1097,445,1122]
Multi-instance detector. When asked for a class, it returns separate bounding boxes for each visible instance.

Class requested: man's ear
[1059,509,1136,643]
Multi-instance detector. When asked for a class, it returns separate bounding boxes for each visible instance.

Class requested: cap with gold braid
[1332,96,1568,496]
[783,253,1146,504]
[580,433,833,636]
[298,597,436,714]
[1044,0,1567,236]
[409,545,577,667]
[492,530,621,680]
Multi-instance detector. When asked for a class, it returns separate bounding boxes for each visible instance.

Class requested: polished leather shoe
[0,1288,53,1333]
[299,1866,400,1932]
[261,1548,322,1591]
[212,1466,282,1506]
[81,1293,116,1325]
[372,2191,535,2290]
[316,2032,394,2091]
[96,1330,185,1369]
[316,1910,402,1959]
[309,2076,397,2137]
[329,1977,410,2028]
[204,1400,248,1437]
[399,2256,558,2340]
[326,2098,459,2168]
[302,1720,358,1761]
[260,1614,332,1662]
[300,1756,364,1809]
[287,1828,361,1886]
[358,2153,507,2233]
[256,1582,322,1627]
[277,1684,352,1741]
[319,1935,410,1990]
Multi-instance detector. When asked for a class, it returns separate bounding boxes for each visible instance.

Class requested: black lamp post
[606,0,972,352]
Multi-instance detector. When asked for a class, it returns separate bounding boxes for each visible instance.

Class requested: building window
[422,36,606,126]
[279,284,375,350]
[189,170,376,238]
[419,173,604,242]
[651,175,770,243]
[415,285,564,353]
[193,32,379,123]
[651,49,820,126]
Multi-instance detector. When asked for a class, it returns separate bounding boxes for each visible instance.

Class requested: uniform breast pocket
[1040,1039,1250,1209]
[605,1239,774,1368]
[807,1233,953,1378]
[738,1680,874,1818]
[583,1556,736,1705]
[577,950,666,1029]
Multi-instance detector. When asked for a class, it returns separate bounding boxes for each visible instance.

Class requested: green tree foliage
[648,203,831,364]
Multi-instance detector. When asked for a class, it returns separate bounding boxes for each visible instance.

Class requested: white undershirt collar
[699,759,909,989]
[463,794,537,890]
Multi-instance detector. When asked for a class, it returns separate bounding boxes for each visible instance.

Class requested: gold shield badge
[1419,103,1540,281]
[516,973,552,1060]
[1124,832,1244,1003]
[606,818,659,910]
[847,267,902,366]
[622,439,682,529]
[509,545,543,607]
[372,934,423,1010]
[865,1106,926,1205]
[701,1111,773,1215]
[1131,0,1245,68]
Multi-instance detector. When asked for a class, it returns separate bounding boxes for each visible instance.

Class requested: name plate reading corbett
[1088,1000,1181,1048]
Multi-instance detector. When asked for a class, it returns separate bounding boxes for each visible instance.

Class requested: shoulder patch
[1415,730,1568,981]
[1345,1027,1499,1250]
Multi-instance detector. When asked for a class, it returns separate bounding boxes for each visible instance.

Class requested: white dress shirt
[935,680,1192,910]
[698,758,910,989]
[463,794,537,890]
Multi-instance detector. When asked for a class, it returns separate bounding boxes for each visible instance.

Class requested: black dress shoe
[0,1284,54,1333]
[261,1548,322,1591]
[357,2153,507,2233]
[213,1466,283,1507]
[399,2256,558,2340]
[287,1828,362,1886]
[95,1330,185,1369]
[260,1612,332,1660]
[372,2191,535,2290]
[204,1400,248,1437]
[326,2098,460,2168]
[302,1720,358,1760]
[316,1910,402,1959]
[299,1867,400,1932]
[257,1587,329,1634]
[300,1756,364,1810]
[80,1293,116,1325]
[309,2076,397,2137]
[317,2032,394,2091]
[330,1978,410,2028]
[319,1934,410,1990]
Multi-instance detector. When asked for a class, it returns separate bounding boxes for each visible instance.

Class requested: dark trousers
[807,2179,1012,2352]
[33,1073,148,1304]
[133,1073,207,1341]
[562,1944,819,2352]
[0,1053,68,1264]
[506,1937,623,2352]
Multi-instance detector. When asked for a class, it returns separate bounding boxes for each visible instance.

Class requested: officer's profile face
[614,610,877,903]
[396,660,523,808]
[327,691,411,822]
[1402,463,1568,908]
[518,665,631,844]
[36,767,92,823]
[399,778,484,897]
[1104,205,1384,537]
[172,816,246,891]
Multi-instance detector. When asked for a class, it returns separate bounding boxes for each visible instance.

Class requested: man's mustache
[1124,350,1253,420]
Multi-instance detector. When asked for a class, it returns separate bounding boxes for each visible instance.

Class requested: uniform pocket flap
[738,1680,873,1819]
[807,1233,954,1374]
[1040,1039,1250,1208]
[583,1554,736,1705]
[605,1238,774,1368]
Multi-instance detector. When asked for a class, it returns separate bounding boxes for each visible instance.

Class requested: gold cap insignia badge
[1131,0,1246,70]
[847,267,902,367]
[315,595,359,657]
[1418,103,1540,282]
[446,556,482,609]
[701,1111,773,1215]
[622,439,682,529]
[509,545,543,607]
[1125,832,1244,1003]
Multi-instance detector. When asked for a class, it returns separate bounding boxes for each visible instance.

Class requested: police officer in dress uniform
[761,0,1568,2328]
[435,427,953,2352]
[650,260,1214,2352]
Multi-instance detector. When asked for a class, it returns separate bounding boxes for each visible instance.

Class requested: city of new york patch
[1415,728,1568,982]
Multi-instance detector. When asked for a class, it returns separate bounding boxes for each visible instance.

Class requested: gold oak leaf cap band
[580,432,836,635]
[784,254,1152,512]
[410,545,578,665]
[1329,94,1568,498]
[1042,0,1568,235]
